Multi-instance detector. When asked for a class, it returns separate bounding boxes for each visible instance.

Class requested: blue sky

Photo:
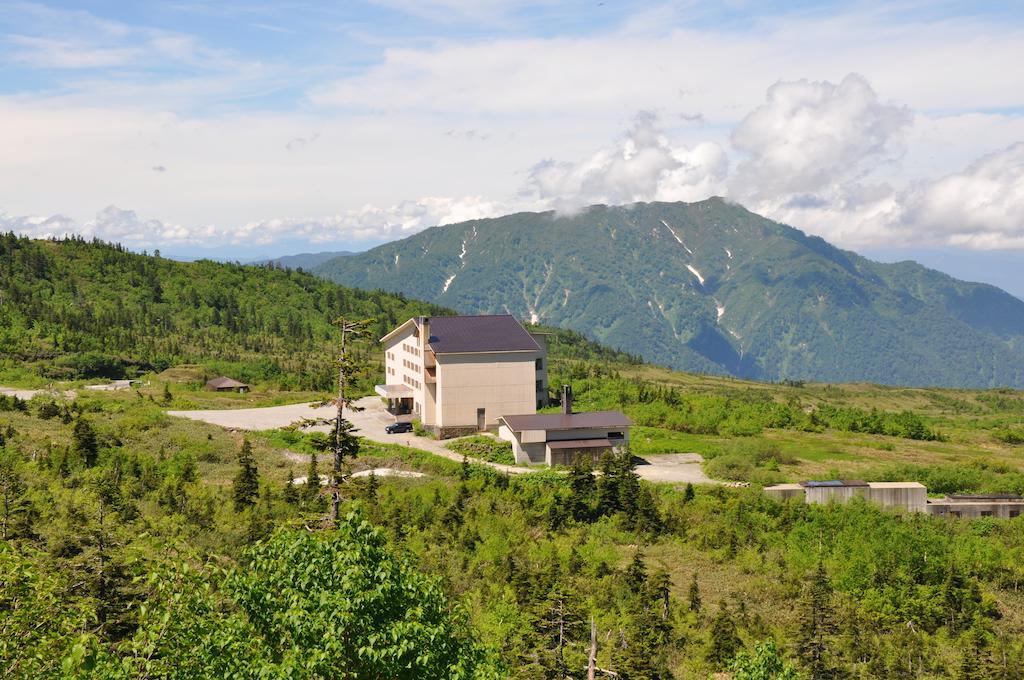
[1,1,1023,295]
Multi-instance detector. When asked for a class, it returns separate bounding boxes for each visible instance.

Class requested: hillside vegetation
[4,238,1024,678]
[0,234,448,390]
[316,198,1024,389]
[2,384,1023,678]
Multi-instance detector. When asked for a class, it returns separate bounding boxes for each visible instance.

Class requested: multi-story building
[376,315,548,438]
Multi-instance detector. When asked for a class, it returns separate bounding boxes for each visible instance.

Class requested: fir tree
[707,600,742,669]
[689,573,702,614]
[305,452,321,503]
[567,455,595,522]
[232,439,259,512]
[162,382,172,405]
[625,551,648,594]
[72,416,99,467]
[365,470,379,502]
[797,560,838,679]
[283,468,298,505]
[0,447,31,540]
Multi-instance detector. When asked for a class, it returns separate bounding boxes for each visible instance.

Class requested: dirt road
[166,396,718,483]
[0,385,76,400]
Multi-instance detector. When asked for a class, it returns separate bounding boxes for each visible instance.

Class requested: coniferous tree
[707,600,743,669]
[689,573,702,614]
[683,482,695,503]
[232,440,259,512]
[625,551,648,594]
[567,455,595,522]
[797,560,838,679]
[305,452,321,504]
[283,468,298,505]
[0,446,31,540]
[72,416,99,467]
[365,470,379,502]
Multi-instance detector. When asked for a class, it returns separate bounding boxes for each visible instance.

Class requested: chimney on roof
[421,317,429,347]
[561,384,573,415]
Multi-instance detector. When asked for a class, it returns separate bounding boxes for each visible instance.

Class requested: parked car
[385,421,414,434]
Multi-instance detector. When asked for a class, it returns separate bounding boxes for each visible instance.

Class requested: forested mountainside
[0,234,447,390]
[316,198,1024,389]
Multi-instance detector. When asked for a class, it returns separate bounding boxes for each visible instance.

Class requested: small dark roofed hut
[205,376,250,393]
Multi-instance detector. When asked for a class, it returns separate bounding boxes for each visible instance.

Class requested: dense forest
[0,233,449,390]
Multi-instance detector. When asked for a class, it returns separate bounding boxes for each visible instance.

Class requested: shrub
[446,436,514,465]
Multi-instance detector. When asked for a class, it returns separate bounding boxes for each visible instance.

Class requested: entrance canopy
[374,384,414,398]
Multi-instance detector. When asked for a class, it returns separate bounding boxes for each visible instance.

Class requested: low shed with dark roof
[498,410,632,467]
[205,376,250,393]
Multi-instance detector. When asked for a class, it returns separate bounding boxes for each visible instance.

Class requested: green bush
[993,428,1024,445]
[446,436,514,465]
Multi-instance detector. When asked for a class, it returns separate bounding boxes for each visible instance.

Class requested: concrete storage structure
[926,495,1024,519]
[764,480,927,513]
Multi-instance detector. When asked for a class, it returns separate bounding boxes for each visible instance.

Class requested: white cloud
[522,112,727,211]
[231,196,504,245]
[1,197,503,249]
[898,143,1024,249]
[7,35,141,68]
[729,74,911,202]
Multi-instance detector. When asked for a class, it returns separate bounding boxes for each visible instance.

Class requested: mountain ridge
[314,198,1024,388]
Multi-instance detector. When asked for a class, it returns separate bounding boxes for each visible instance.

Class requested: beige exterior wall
[382,317,548,433]
[500,424,546,465]
[927,501,1024,519]
[803,483,926,513]
[499,422,631,466]
[867,484,927,513]
[436,352,536,429]
[382,324,428,423]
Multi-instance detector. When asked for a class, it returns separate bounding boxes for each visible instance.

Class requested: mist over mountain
[315,198,1024,389]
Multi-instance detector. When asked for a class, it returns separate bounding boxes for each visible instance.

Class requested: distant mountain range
[315,198,1024,389]
[262,250,354,270]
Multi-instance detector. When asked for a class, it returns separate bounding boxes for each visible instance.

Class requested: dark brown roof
[425,315,540,354]
[500,411,632,431]
[206,376,249,389]
[547,438,612,449]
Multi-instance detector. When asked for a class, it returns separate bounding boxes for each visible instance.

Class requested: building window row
[402,358,421,372]
[401,342,421,357]
[403,375,421,389]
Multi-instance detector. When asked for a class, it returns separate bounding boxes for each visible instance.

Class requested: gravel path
[166,396,719,483]
[0,385,76,400]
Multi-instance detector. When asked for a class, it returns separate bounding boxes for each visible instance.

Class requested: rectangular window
[981,511,993,517]
[535,358,543,370]
[1010,510,1020,518]
[536,380,543,390]
[608,431,624,439]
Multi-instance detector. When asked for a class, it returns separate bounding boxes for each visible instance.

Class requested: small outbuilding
[927,494,1023,519]
[764,480,927,513]
[498,385,631,466]
[205,376,250,393]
